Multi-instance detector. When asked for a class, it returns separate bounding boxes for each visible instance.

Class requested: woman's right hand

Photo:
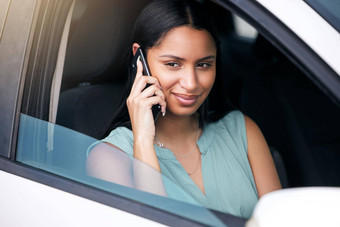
[126,57,167,144]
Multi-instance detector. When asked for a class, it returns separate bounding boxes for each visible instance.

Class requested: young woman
[87,0,281,218]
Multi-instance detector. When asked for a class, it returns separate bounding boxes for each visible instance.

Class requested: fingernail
[162,109,166,117]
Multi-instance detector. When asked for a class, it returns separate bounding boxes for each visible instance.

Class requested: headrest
[62,0,151,90]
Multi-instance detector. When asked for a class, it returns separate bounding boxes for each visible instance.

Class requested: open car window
[9,0,340,225]
[16,113,225,226]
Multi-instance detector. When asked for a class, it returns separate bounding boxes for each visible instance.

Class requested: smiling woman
[86,0,281,218]
[144,26,216,116]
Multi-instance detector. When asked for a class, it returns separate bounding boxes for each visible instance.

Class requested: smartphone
[131,47,161,120]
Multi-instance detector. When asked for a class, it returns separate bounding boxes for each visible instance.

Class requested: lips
[173,93,200,106]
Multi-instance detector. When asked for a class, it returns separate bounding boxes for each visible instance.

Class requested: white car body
[0,171,162,227]
[257,0,340,75]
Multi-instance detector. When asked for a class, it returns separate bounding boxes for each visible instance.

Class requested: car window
[304,0,340,32]
[16,113,225,226]
[11,1,243,224]
[12,0,340,225]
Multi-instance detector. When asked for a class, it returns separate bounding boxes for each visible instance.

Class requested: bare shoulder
[243,115,270,167]
[243,115,282,197]
[244,115,262,138]
[243,115,268,155]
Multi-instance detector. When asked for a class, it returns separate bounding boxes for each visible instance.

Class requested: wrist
[133,136,160,171]
[134,135,154,147]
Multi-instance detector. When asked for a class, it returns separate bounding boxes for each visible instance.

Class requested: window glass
[304,0,340,32]
[16,113,225,226]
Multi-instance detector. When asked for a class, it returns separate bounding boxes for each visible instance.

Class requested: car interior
[56,0,340,192]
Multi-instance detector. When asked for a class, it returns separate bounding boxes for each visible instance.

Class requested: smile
[173,93,200,106]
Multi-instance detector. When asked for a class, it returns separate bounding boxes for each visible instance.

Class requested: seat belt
[49,0,75,124]
[47,0,75,154]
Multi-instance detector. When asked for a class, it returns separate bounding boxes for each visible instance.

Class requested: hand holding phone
[131,47,162,120]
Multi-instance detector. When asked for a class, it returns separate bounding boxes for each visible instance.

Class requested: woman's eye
[197,62,212,69]
[165,62,180,68]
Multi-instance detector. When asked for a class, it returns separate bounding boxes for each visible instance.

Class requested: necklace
[155,134,201,175]
[154,123,200,158]
[187,151,201,175]
[154,115,201,175]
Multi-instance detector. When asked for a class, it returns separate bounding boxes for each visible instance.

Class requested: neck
[155,111,199,146]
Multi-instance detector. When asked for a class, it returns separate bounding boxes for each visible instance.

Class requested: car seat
[57,0,152,139]
[271,62,340,187]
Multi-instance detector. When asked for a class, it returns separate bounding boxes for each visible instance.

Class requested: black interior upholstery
[272,63,340,186]
[57,84,124,138]
[57,0,152,138]
[237,35,340,187]
[61,0,152,91]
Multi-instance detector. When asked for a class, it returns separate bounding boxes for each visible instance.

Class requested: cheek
[200,72,216,91]
[155,72,178,91]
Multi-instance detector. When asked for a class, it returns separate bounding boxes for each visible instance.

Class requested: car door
[1,0,340,226]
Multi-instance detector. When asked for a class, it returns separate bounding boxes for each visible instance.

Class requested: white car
[1,0,339,226]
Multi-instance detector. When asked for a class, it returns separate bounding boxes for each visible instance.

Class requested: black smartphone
[131,47,161,120]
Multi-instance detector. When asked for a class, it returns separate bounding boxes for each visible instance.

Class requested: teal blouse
[100,110,258,218]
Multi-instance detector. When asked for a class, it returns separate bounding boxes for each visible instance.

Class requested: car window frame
[213,0,340,107]
[304,0,340,33]
[0,0,37,158]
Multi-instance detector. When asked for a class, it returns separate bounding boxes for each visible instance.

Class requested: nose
[179,67,198,92]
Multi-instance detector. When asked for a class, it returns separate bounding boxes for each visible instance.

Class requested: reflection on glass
[86,141,198,204]
[16,114,225,226]
[232,14,258,39]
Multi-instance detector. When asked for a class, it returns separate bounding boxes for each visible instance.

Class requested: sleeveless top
[98,110,258,218]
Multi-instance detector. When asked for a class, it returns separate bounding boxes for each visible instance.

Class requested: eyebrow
[159,54,216,61]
